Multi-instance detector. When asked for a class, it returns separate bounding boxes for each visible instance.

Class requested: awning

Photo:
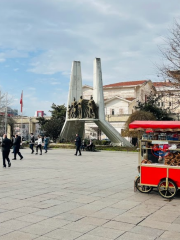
[129,121,180,132]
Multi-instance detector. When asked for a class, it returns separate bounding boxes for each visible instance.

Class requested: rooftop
[153,81,174,87]
[103,80,148,88]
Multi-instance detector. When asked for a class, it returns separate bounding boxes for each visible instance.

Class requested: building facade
[83,80,156,139]
[153,80,180,118]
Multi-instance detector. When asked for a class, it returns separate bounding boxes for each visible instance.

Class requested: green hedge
[49,143,137,152]
[49,144,76,149]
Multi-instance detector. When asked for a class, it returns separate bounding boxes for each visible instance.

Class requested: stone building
[153,80,180,118]
[83,80,156,139]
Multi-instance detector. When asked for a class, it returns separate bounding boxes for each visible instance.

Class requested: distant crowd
[1,133,95,168]
[1,133,49,168]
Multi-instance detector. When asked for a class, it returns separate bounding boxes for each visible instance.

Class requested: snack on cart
[129,121,180,199]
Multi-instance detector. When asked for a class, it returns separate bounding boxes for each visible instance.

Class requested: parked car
[102,138,111,145]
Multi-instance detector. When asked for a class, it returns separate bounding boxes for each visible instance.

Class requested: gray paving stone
[113,213,145,224]
[76,234,111,240]
[1,149,180,240]
[39,218,70,228]
[44,228,83,239]
[0,219,33,231]
[0,228,14,237]
[16,214,49,223]
[0,231,38,240]
[129,225,164,237]
[53,212,84,222]
[76,216,108,226]
[156,230,180,239]
[87,226,124,239]
[62,221,97,233]
[90,207,126,220]
[103,220,135,231]
[35,237,55,240]
[0,210,27,223]
[20,223,59,236]
[73,196,101,204]
[111,200,141,210]
[116,232,156,240]
[14,206,39,214]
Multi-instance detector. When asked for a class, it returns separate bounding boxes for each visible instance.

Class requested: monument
[60,58,132,147]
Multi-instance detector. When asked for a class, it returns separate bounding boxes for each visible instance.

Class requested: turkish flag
[20,91,23,113]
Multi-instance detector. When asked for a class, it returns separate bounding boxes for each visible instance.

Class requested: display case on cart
[129,121,180,199]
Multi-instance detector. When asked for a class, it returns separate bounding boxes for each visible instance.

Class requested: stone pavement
[0,149,180,240]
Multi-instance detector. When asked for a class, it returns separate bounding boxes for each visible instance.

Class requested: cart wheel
[135,177,153,193]
[158,178,177,199]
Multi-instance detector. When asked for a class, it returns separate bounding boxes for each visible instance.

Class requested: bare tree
[155,21,180,117]
[0,91,13,135]
[159,20,180,85]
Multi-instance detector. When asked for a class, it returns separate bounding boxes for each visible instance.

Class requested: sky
[0,0,180,116]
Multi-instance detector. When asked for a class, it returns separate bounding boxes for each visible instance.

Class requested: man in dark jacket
[12,134,23,160]
[11,135,15,153]
[2,134,12,168]
[29,133,35,154]
[74,133,82,156]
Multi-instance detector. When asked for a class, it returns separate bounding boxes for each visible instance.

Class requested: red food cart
[129,121,180,199]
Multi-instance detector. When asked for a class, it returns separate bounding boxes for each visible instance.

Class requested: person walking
[44,136,48,153]
[36,135,42,155]
[29,133,35,154]
[87,140,93,151]
[81,140,86,151]
[11,135,15,153]
[12,134,23,160]
[74,133,82,156]
[2,134,12,168]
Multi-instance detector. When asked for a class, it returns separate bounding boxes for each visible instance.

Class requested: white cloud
[0,58,5,62]
[0,0,180,115]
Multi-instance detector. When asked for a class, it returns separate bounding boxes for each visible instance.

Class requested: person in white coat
[36,135,42,155]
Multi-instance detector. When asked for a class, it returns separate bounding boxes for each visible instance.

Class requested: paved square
[0,148,180,239]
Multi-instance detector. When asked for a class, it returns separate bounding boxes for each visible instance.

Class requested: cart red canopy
[129,121,180,131]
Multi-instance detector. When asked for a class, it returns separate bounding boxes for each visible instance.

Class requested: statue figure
[77,96,83,119]
[71,97,78,118]
[67,105,71,119]
[88,96,96,118]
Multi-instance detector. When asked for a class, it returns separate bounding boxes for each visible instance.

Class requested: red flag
[20,91,23,113]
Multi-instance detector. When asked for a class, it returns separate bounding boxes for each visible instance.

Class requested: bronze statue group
[68,96,98,119]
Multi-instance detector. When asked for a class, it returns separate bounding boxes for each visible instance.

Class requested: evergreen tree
[37,104,66,142]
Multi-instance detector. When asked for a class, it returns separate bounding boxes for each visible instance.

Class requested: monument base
[60,118,132,147]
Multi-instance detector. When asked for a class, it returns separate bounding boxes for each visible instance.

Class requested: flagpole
[21,108,23,142]
[20,91,23,141]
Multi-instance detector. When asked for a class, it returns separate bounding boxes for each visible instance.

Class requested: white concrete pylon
[66,61,82,118]
[93,58,132,147]
[61,61,84,140]
[93,58,105,120]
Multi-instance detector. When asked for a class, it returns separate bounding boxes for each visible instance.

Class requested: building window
[111,109,114,115]
[162,102,163,107]
[169,102,171,107]
[158,102,160,106]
